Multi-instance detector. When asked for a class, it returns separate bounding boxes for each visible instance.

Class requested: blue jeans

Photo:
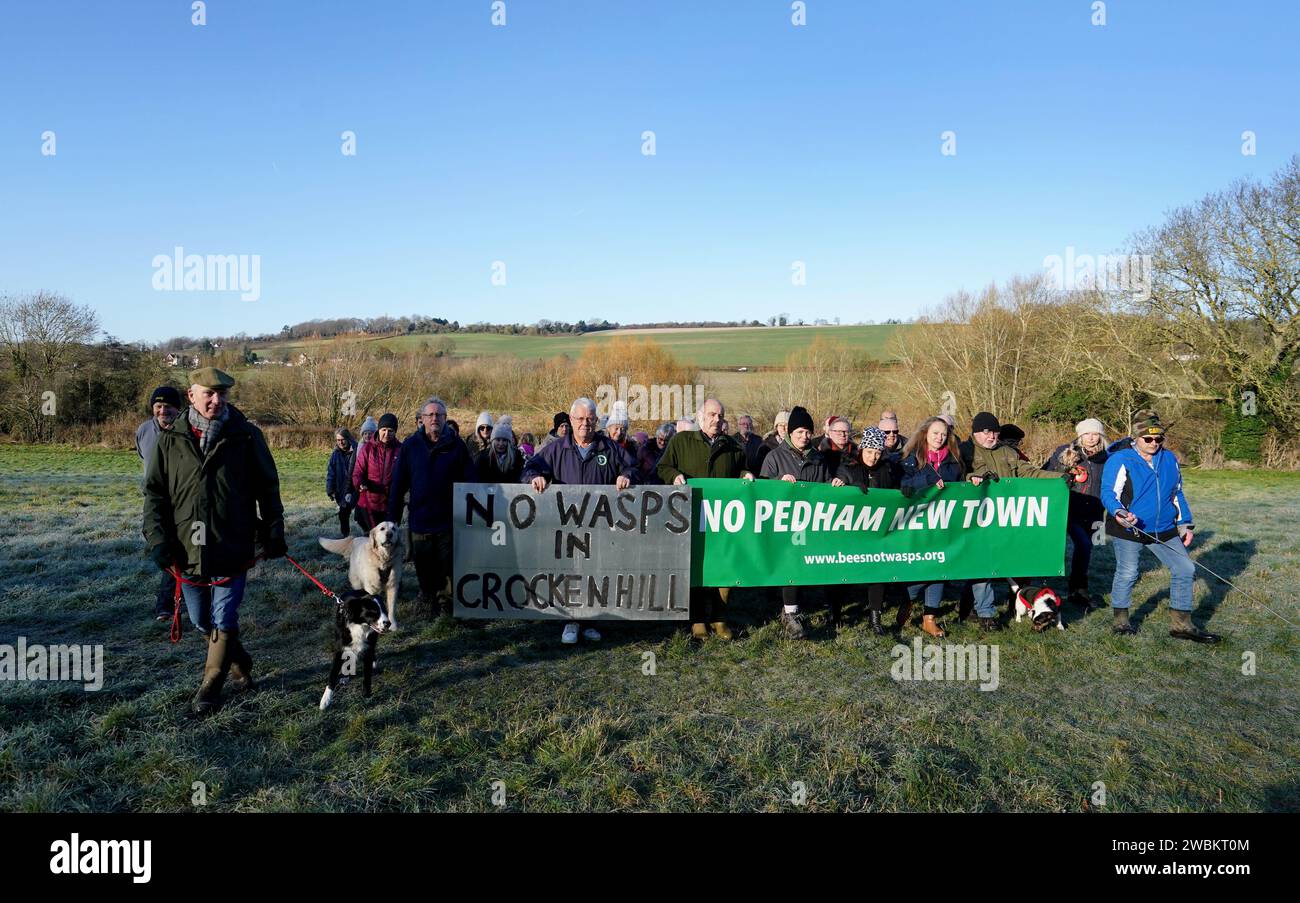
[1110,535,1194,612]
[967,581,998,618]
[907,582,944,610]
[181,574,248,632]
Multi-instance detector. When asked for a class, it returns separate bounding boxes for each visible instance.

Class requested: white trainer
[561,622,579,644]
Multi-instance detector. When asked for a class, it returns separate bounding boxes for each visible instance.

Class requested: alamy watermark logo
[50,834,150,884]
[152,246,261,302]
[1042,246,1152,301]
[889,637,999,691]
[1,636,103,691]
[595,377,706,423]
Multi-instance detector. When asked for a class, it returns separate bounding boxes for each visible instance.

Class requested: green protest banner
[689,478,1068,586]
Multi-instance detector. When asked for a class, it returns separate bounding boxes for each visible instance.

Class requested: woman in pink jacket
[352,412,401,532]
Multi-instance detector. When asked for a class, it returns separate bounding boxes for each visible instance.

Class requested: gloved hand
[343,492,353,505]
[982,472,999,483]
[149,544,177,573]
[327,491,336,502]
[262,536,288,560]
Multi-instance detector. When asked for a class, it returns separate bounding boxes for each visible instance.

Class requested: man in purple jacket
[387,396,478,621]
[521,396,638,644]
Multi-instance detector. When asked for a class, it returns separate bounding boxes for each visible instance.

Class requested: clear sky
[2,0,1297,344]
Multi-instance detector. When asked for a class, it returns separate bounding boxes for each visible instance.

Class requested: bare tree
[1131,155,1300,430]
[0,292,100,441]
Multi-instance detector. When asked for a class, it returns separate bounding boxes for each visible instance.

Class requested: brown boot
[895,600,913,631]
[709,621,733,640]
[226,629,255,693]
[191,629,231,716]
[691,622,709,640]
[921,613,946,639]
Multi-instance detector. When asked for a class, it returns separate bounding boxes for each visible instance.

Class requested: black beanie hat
[787,406,814,434]
[149,385,182,409]
[553,412,570,430]
[378,412,398,431]
[1000,423,1025,444]
[971,411,1000,433]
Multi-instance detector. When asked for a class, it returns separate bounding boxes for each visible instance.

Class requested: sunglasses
[1139,435,1165,444]
[882,430,899,435]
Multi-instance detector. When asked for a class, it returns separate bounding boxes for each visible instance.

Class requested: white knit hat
[1076,418,1106,437]
[608,400,629,427]
[476,411,494,430]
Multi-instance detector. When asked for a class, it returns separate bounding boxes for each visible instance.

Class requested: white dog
[319,521,404,631]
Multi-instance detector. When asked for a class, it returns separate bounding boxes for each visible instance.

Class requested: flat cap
[188,366,236,389]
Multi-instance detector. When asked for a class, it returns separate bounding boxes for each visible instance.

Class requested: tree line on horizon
[2,157,1297,467]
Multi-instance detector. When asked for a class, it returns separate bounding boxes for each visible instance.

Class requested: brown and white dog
[319,521,404,631]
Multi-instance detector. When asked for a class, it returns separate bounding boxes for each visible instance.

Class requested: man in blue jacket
[388,396,478,621]
[522,396,638,644]
[1100,414,1218,642]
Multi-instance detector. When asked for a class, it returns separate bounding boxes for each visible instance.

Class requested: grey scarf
[187,405,230,456]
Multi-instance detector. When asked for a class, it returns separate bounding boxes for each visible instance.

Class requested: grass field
[259,323,906,369]
[2,446,1298,812]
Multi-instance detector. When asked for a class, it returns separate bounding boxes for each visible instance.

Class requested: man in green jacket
[143,367,286,715]
[963,411,1064,630]
[657,397,754,639]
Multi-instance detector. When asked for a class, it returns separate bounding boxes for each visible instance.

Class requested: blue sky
[2,0,1297,344]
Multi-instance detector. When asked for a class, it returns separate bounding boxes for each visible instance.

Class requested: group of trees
[0,293,165,442]
[3,159,1296,462]
[160,316,802,357]
[890,156,1300,464]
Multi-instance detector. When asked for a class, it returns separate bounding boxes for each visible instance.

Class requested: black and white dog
[1010,583,1065,632]
[319,589,391,710]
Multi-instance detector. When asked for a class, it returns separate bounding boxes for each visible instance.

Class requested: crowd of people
[137,367,1219,717]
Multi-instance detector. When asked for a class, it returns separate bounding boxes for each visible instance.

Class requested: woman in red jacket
[352,412,401,532]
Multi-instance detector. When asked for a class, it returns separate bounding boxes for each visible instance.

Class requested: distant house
[164,353,182,367]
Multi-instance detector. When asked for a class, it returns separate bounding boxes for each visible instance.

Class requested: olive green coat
[965,441,1056,481]
[143,404,285,576]
[657,430,750,483]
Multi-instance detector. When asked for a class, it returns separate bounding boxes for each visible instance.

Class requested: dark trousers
[828,583,885,623]
[690,586,725,625]
[154,571,174,617]
[1066,517,1095,592]
[337,506,353,538]
[355,507,377,533]
[411,531,453,609]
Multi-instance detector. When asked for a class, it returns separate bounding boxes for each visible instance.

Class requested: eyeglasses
[829,429,849,436]
[422,411,446,419]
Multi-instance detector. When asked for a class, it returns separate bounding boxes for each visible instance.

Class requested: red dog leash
[284,554,340,604]
[167,554,338,643]
[168,560,260,644]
